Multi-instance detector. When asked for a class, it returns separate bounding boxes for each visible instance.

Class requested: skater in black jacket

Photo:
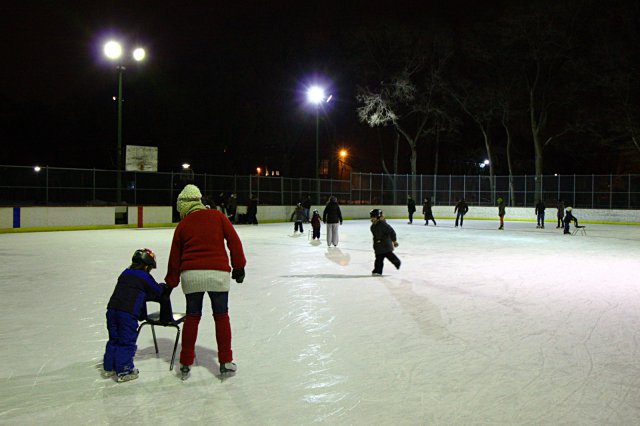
[369,209,401,276]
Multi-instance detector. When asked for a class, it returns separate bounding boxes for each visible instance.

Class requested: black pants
[373,251,401,274]
[408,212,414,223]
[294,221,303,232]
[455,212,465,226]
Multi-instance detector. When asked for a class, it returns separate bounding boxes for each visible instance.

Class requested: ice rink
[1,218,640,425]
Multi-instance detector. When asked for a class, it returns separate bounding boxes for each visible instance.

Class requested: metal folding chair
[137,311,186,370]
[572,225,587,235]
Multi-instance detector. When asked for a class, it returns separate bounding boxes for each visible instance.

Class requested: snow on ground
[1,218,639,425]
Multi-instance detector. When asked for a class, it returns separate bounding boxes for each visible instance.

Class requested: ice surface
[1,219,639,425]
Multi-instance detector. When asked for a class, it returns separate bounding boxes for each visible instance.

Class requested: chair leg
[151,325,159,354]
[170,326,181,371]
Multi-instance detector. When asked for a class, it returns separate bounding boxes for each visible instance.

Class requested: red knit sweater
[165,209,246,287]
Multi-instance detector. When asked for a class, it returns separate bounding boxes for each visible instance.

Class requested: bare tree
[356,39,452,198]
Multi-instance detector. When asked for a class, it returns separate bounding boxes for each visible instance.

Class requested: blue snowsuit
[103,268,166,375]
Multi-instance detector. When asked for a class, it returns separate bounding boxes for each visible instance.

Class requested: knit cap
[177,184,205,218]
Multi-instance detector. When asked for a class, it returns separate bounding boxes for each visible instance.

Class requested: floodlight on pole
[306,84,330,203]
[103,39,147,203]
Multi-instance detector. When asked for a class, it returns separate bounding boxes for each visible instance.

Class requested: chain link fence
[1,165,639,209]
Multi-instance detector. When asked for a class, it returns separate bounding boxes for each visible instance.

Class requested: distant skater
[497,197,506,230]
[407,195,416,224]
[454,199,469,227]
[369,209,401,276]
[422,197,437,226]
[323,196,343,247]
[556,199,565,229]
[310,209,321,240]
[290,203,305,234]
[563,206,578,234]
[535,199,546,229]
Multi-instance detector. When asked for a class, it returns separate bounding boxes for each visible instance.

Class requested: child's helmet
[132,248,157,268]
[566,206,573,212]
[313,209,319,214]
[370,209,383,218]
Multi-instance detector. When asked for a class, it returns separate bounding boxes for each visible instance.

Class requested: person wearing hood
[165,184,247,380]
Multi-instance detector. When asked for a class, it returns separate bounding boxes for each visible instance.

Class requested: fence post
[592,174,595,209]
[463,175,466,202]
[448,175,451,205]
[524,174,527,207]
[281,176,284,205]
[46,166,49,205]
[170,171,174,206]
[629,174,631,209]
[478,174,480,206]
[134,171,137,205]
[609,174,612,209]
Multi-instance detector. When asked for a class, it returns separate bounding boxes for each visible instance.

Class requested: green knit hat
[177,184,205,218]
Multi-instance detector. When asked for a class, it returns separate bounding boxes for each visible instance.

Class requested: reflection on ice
[1,220,640,423]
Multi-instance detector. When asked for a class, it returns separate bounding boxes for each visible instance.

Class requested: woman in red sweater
[165,184,246,380]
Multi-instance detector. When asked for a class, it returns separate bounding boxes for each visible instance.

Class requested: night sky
[2,1,639,176]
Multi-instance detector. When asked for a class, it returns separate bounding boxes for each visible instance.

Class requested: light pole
[104,40,146,203]
[307,85,330,204]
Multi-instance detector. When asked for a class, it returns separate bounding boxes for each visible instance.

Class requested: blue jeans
[537,213,545,226]
[185,291,229,315]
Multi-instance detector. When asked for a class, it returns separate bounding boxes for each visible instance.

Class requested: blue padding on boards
[13,207,20,228]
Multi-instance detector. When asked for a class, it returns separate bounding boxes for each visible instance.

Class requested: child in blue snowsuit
[103,248,172,382]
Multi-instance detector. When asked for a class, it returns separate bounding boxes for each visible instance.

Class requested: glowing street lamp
[103,39,147,203]
[306,84,331,203]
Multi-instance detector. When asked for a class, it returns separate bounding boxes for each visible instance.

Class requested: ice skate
[180,364,191,380]
[372,271,382,276]
[116,368,139,383]
[101,369,115,379]
[220,362,237,375]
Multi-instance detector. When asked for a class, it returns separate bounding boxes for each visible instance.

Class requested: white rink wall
[1,205,639,231]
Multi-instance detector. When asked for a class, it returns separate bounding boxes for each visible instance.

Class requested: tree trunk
[480,127,495,204]
[502,113,515,206]
[530,90,543,205]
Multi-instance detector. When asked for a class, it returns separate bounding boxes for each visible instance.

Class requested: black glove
[232,268,245,283]
[161,284,173,297]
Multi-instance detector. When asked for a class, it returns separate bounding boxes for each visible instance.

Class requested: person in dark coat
[301,196,312,223]
[227,193,238,223]
[310,209,321,240]
[407,195,416,224]
[422,197,437,226]
[454,199,469,227]
[369,209,401,275]
[535,200,546,229]
[497,197,506,230]
[322,196,343,247]
[563,206,578,234]
[556,199,565,228]
[246,194,258,225]
[103,248,172,382]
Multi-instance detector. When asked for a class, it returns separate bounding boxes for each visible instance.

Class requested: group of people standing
[407,196,437,226]
[290,195,343,247]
